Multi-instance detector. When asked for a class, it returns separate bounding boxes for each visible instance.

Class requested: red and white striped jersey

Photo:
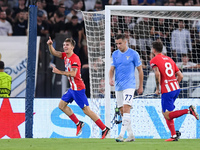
[61,52,85,91]
[150,54,180,94]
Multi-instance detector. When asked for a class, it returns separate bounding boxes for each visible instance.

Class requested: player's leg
[82,106,105,129]
[123,104,135,142]
[164,109,189,120]
[115,91,124,142]
[163,111,177,141]
[116,105,132,142]
[116,89,135,142]
[164,106,199,120]
[74,89,110,139]
[123,89,135,142]
[124,105,135,142]
[82,106,110,139]
[163,90,191,120]
[60,89,83,136]
[162,90,183,141]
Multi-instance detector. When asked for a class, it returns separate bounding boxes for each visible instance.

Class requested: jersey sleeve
[61,52,66,59]
[71,56,80,69]
[111,53,115,66]
[150,58,157,69]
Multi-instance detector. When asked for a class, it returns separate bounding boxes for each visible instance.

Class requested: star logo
[0,98,25,138]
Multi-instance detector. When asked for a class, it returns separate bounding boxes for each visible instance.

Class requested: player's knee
[58,102,66,111]
[163,112,170,120]
[165,116,170,120]
[82,106,91,115]
[58,104,64,111]
[82,108,88,115]
[123,105,131,113]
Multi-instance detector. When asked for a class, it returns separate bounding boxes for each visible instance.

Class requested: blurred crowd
[0,0,199,60]
[110,17,200,66]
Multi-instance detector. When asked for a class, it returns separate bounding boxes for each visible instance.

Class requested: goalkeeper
[109,34,144,142]
[47,37,109,139]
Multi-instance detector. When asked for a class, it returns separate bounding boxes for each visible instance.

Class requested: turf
[0,138,200,150]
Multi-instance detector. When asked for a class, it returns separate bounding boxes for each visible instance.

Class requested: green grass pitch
[0,138,200,150]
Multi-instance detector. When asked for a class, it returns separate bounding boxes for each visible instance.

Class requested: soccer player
[150,41,199,141]
[47,37,110,139]
[109,34,144,142]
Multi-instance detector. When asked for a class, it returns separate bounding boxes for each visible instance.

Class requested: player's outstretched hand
[47,37,53,45]
[51,64,61,74]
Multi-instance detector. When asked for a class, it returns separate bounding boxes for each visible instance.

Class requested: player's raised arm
[47,37,62,58]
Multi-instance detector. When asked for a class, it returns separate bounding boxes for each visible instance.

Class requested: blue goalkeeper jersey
[111,48,142,91]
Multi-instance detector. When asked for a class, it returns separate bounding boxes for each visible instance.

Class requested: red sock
[165,118,176,137]
[69,113,79,125]
[169,109,188,120]
[95,119,106,130]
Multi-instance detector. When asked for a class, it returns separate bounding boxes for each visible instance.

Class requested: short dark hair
[58,3,65,8]
[73,0,81,4]
[0,61,4,69]
[181,53,188,57]
[55,10,64,18]
[71,15,78,20]
[64,38,76,47]
[152,41,163,53]
[95,0,102,5]
[115,34,126,40]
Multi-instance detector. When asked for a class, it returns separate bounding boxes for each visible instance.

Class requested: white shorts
[116,88,135,108]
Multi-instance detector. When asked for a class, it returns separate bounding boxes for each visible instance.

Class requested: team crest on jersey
[126,56,130,60]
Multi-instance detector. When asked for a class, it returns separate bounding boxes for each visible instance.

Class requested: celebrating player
[150,41,199,141]
[109,34,143,142]
[47,37,110,139]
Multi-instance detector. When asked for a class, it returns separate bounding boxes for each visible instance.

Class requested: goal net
[82,6,200,135]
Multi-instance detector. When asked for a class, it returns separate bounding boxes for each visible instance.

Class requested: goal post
[82,6,200,135]
[105,7,111,130]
